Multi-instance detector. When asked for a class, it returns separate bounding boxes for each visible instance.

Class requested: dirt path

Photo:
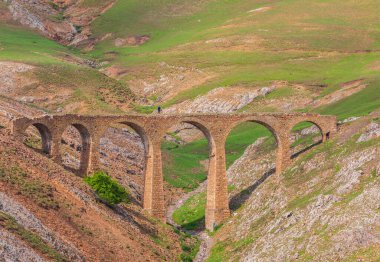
[166,181,213,262]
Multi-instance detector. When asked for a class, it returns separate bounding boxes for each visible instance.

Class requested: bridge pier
[143,139,166,221]
[50,133,62,164]
[88,135,101,174]
[205,140,230,230]
[79,139,91,175]
[276,133,292,175]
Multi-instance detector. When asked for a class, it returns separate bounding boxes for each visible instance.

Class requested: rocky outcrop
[0,192,84,261]
[0,229,45,262]
[357,122,380,142]
[5,0,77,43]
[6,0,46,32]
[163,86,274,141]
[165,86,273,114]
[210,117,380,261]
[3,0,115,46]
[0,61,34,94]
[114,35,150,47]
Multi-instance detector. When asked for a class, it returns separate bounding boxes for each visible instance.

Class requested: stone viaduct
[11,113,337,230]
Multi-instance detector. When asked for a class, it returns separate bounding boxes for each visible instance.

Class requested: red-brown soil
[0,129,182,261]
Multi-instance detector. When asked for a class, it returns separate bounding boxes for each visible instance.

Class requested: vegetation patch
[342,246,380,261]
[266,87,296,99]
[24,136,42,151]
[206,236,254,262]
[173,228,200,262]
[173,192,206,231]
[84,171,130,206]
[162,138,209,190]
[0,212,67,261]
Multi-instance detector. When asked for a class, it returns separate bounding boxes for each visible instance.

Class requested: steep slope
[3,0,116,46]
[0,128,191,261]
[206,115,380,261]
[1,1,380,261]
[0,2,134,115]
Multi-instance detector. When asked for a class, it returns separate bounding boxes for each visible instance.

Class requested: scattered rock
[17,96,48,103]
[0,61,34,94]
[0,229,45,262]
[339,116,360,124]
[0,192,84,261]
[114,35,150,47]
[165,86,274,114]
[357,122,380,142]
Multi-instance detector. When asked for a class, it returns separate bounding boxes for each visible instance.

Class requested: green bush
[84,171,129,206]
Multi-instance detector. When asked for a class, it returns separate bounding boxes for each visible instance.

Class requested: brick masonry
[11,113,337,230]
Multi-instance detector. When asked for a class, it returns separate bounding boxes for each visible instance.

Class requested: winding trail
[166,181,212,262]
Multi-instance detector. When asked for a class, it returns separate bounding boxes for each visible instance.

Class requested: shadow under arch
[225,119,279,211]
[60,123,92,175]
[289,120,324,159]
[23,122,52,155]
[163,119,215,231]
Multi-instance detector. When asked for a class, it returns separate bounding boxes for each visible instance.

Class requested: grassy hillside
[0,15,133,114]
[88,0,380,108]
[82,0,380,192]
[1,0,380,260]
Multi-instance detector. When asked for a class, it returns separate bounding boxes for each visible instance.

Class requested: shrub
[84,171,129,206]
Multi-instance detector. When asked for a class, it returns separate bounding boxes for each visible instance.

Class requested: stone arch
[181,119,216,150]
[23,123,52,155]
[162,118,216,230]
[162,117,217,160]
[289,120,324,159]
[226,119,280,144]
[117,121,151,153]
[162,118,216,169]
[225,119,279,211]
[60,123,92,175]
[99,120,151,207]
[226,118,281,166]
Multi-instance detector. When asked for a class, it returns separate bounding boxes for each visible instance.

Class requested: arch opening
[226,121,278,212]
[164,121,214,231]
[290,121,323,159]
[23,123,52,155]
[98,122,148,206]
[60,124,91,174]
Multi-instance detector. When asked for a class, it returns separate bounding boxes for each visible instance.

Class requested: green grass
[84,171,130,206]
[173,192,206,230]
[342,246,380,262]
[206,236,255,262]
[0,23,72,64]
[225,122,275,167]
[86,0,380,112]
[266,87,296,99]
[162,140,209,190]
[29,64,132,114]
[0,212,67,261]
[162,122,276,190]
[175,229,201,262]
[316,78,380,120]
